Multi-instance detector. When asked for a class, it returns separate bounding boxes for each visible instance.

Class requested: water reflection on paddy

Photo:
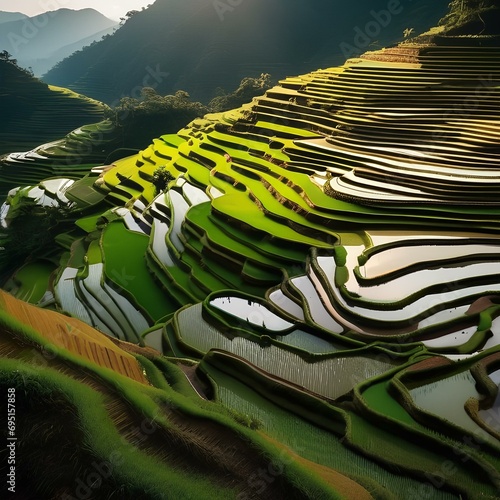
[360,243,500,280]
[211,296,294,331]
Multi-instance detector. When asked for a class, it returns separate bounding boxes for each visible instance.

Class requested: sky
[0,0,155,21]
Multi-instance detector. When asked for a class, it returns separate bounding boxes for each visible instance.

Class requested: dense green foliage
[439,0,500,33]
[108,88,207,123]
[102,76,275,147]
[0,199,77,279]
[208,74,273,112]
[152,165,175,193]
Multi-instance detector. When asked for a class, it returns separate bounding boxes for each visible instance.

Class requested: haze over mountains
[0,8,117,76]
[43,0,450,105]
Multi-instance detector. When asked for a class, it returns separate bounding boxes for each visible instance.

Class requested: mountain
[0,11,27,24]
[0,8,118,76]
[43,0,450,105]
[29,24,118,77]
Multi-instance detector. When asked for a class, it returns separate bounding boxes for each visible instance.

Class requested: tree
[439,0,500,34]
[120,10,140,24]
[0,49,37,78]
[0,197,78,275]
[208,74,273,112]
[0,50,17,66]
[152,166,174,193]
[107,87,208,125]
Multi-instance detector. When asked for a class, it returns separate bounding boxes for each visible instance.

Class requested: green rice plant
[3,260,55,303]
[101,221,171,321]
[199,356,454,500]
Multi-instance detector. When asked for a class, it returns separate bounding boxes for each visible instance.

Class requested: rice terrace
[0,0,500,499]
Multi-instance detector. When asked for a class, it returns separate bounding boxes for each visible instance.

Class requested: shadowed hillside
[43,0,450,105]
[0,58,107,156]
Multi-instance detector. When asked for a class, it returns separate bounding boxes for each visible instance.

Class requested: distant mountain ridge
[0,8,118,76]
[43,0,451,105]
[0,11,27,24]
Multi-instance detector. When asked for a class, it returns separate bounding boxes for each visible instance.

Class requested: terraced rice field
[2,260,55,304]
[0,61,114,201]
[0,120,120,199]
[1,31,500,499]
[0,289,149,384]
[1,291,341,499]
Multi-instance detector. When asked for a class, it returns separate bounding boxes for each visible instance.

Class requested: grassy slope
[0,292,342,499]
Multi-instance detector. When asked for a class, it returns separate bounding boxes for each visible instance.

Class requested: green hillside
[0,58,108,156]
[0,72,274,200]
[43,0,450,105]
